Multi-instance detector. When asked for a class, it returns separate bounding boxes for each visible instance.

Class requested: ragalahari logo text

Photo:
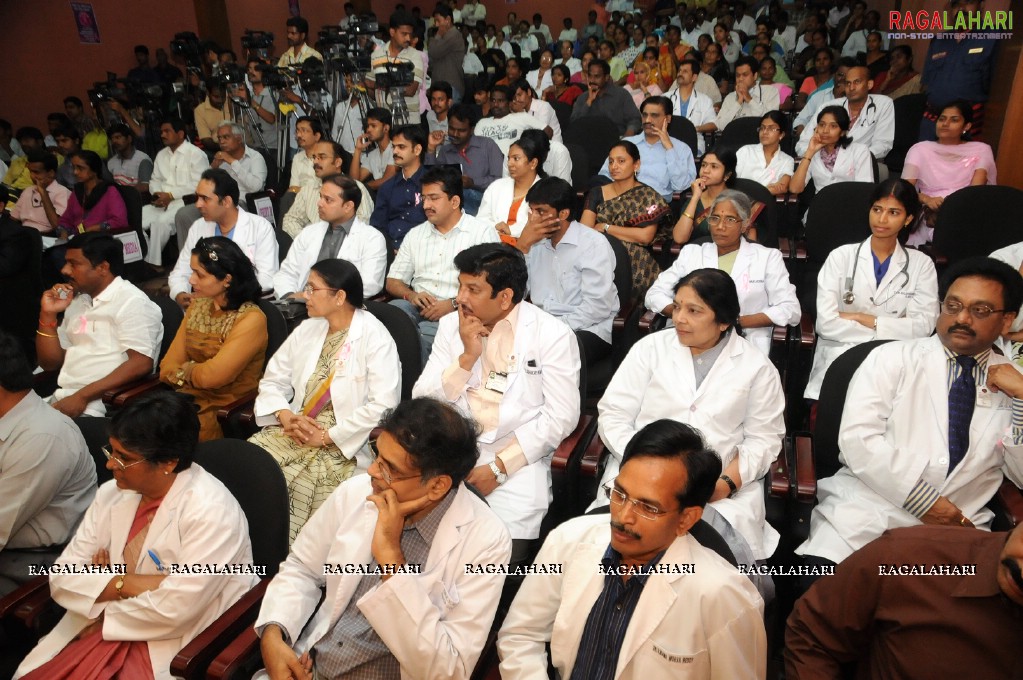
[888,10,1012,40]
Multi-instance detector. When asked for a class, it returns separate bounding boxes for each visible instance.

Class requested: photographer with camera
[231,58,279,151]
[127,45,161,85]
[366,11,425,124]
[194,82,230,151]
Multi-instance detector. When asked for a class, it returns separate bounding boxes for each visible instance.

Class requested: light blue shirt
[598,133,697,200]
[524,221,620,344]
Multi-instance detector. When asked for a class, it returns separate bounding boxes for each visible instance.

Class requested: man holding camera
[366,11,425,124]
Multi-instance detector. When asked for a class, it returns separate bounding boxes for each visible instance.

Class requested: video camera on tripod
[170,31,203,66]
[375,60,415,89]
[317,19,376,75]
[88,75,164,111]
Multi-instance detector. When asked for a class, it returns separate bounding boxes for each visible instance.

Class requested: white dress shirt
[526,99,562,143]
[218,146,267,205]
[274,218,387,298]
[149,141,209,199]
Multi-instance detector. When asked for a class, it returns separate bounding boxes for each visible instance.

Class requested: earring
[164,470,169,475]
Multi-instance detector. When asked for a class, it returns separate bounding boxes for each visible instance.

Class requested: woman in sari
[673,148,738,245]
[796,47,835,109]
[15,392,256,680]
[249,259,401,542]
[159,237,267,441]
[580,140,671,301]
[871,45,922,100]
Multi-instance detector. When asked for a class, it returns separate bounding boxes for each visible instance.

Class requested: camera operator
[366,11,425,124]
[127,45,161,85]
[194,81,230,151]
[106,99,148,146]
[231,59,279,151]
[278,16,323,67]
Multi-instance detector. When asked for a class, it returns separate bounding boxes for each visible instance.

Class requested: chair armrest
[611,299,639,341]
[769,437,793,498]
[206,625,262,680]
[580,434,606,479]
[110,377,168,407]
[217,392,258,424]
[103,374,160,405]
[993,478,1023,528]
[170,579,270,680]
[0,575,49,620]
[638,310,668,335]
[771,324,788,346]
[799,312,815,348]
[552,415,594,473]
[793,433,816,503]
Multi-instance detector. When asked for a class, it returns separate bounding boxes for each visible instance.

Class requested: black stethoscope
[843,239,910,306]
[852,97,879,127]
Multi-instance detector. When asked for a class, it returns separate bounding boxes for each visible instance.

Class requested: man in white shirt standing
[366,11,425,124]
[168,169,278,308]
[36,232,163,417]
[710,56,780,134]
[516,177,619,367]
[142,118,209,267]
[274,173,387,299]
[385,165,499,363]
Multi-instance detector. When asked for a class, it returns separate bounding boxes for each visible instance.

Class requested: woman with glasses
[789,105,873,195]
[804,178,939,402]
[15,392,257,680]
[736,111,795,196]
[248,259,400,542]
[672,148,737,246]
[646,190,800,356]
[596,268,785,591]
[159,236,267,441]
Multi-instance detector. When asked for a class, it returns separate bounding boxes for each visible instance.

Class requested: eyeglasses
[940,299,1008,320]
[102,445,147,471]
[757,126,781,133]
[603,483,678,520]
[368,439,422,485]
[303,284,339,295]
[707,214,742,226]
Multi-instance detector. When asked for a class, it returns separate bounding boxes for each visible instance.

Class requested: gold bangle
[321,430,328,447]
[682,211,695,220]
[35,330,57,338]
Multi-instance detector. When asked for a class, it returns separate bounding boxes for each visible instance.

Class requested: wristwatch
[489,461,508,485]
[719,474,738,498]
[115,575,126,599]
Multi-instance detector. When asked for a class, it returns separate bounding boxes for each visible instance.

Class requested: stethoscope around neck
[843,239,910,306]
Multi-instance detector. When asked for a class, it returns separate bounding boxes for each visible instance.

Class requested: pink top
[626,83,663,108]
[58,185,129,236]
[902,141,997,198]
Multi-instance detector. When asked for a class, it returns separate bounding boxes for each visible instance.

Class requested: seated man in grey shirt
[570,58,642,136]
[425,103,504,216]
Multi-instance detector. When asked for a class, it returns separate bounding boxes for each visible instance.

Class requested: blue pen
[147,549,165,573]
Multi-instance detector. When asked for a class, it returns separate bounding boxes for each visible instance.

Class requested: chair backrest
[245,190,280,229]
[74,415,114,486]
[193,440,290,578]
[152,295,184,362]
[585,506,737,566]
[253,146,279,191]
[667,116,699,159]
[815,339,893,480]
[551,100,573,134]
[365,300,423,401]
[0,222,42,363]
[114,183,147,258]
[604,233,633,312]
[562,116,621,178]
[256,299,290,370]
[565,143,592,194]
[717,116,762,153]
[933,185,1023,267]
[885,93,927,173]
[731,178,778,249]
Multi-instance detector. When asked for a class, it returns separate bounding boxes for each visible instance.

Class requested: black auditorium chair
[930,185,1023,270]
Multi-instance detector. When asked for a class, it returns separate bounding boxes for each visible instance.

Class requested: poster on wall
[289,0,301,17]
[71,2,101,43]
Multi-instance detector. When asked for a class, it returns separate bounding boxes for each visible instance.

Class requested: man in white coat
[709,56,780,135]
[665,59,717,156]
[273,174,387,299]
[796,257,1023,576]
[498,419,766,680]
[255,398,512,680]
[168,169,278,309]
[795,66,895,162]
[413,242,581,566]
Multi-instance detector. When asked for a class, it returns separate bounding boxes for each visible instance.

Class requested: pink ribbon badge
[646,204,657,215]
[335,342,353,372]
[76,315,88,334]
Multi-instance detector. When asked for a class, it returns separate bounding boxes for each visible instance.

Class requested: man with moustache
[796,258,1023,581]
[386,165,497,362]
[498,420,766,678]
[369,125,428,249]
[425,104,504,216]
[282,140,374,239]
[36,233,162,417]
[787,521,1023,678]
[365,11,425,124]
[167,169,278,309]
[570,59,642,136]
[274,174,387,299]
[106,123,153,193]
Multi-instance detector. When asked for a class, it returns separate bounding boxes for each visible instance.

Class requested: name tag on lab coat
[485,371,509,393]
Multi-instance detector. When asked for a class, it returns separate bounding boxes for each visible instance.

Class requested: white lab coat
[15,466,257,680]
[497,515,766,680]
[413,302,581,539]
[804,239,939,399]
[167,209,280,299]
[272,218,388,298]
[796,336,1023,564]
[478,176,540,238]
[805,141,874,192]
[664,85,716,155]
[254,476,512,679]
[796,95,895,160]
[989,242,1023,333]
[595,329,785,559]
[644,239,801,356]
[253,311,401,470]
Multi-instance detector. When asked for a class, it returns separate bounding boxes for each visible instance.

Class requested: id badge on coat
[485,371,509,393]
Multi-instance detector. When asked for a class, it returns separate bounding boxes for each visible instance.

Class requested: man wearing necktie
[795,257,1023,583]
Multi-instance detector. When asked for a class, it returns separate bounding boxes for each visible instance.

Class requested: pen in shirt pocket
[147,549,166,573]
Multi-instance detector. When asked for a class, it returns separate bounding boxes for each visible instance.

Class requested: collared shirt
[53,276,163,416]
[369,165,427,246]
[923,36,996,104]
[570,83,643,136]
[10,181,71,233]
[367,44,425,122]
[715,83,781,131]
[289,149,316,188]
[388,211,498,297]
[569,545,665,680]
[311,490,456,678]
[426,135,504,192]
[425,110,449,134]
[107,148,154,188]
[193,97,230,141]
[360,142,392,180]
[524,221,619,343]
[316,217,355,263]
[219,145,268,205]
[247,86,279,150]
[599,132,696,199]
[150,141,210,199]
[281,178,374,238]
[277,43,324,67]
[0,391,96,550]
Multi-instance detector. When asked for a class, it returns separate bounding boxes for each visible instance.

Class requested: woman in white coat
[790,105,874,195]
[476,133,546,238]
[804,178,939,401]
[736,110,795,196]
[250,259,401,542]
[15,392,256,680]
[597,268,785,563]
[646,189,801,356]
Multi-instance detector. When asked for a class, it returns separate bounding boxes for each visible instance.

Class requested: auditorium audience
[9,152,69,234]
[283,140,374,239]
[790,106,873,194]
[673,148,738,245]
[477,132,547,239]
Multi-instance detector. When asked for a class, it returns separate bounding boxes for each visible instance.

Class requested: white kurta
[804,240,939,399]
[796,336,1023,564]
[15,466,258,680]
[273,218,388,298]
[644,239,801,356]
[595,329,786,559]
